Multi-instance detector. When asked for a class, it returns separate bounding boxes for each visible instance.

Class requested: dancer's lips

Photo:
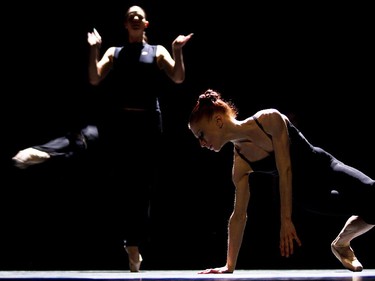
[130,24,141,30]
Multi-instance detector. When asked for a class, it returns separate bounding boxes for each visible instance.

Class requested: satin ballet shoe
[331,243,363,272]
[12,148,50,169]
[128,254,143,272]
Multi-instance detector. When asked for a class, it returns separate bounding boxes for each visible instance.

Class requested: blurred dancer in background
[13,5,193,272]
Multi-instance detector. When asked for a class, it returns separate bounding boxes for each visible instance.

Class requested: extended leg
[12,125,98,169]
[12,147,51,169]
[331,215,374,272]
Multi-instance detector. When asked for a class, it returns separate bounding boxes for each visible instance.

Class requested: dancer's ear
[215,115,223,129]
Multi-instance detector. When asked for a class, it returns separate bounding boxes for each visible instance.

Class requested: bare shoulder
[102,46,116,61]
[104,46,116,56]
[254,109,289,132]
[156,45,171,58]
[156,44,174,69]
[254,108,284,119]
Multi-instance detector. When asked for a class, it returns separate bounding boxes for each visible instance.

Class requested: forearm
[226,215,247,271]
[279,175,292,221]
[171,48,185,83]
[88,46,101,85]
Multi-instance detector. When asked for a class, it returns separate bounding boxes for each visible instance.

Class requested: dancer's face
[189,115,224,152]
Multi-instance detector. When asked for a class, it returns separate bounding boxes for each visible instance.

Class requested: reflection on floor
[0,269,375,281]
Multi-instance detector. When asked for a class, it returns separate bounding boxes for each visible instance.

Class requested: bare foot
[12,148,50,169]
[331,243,363,272]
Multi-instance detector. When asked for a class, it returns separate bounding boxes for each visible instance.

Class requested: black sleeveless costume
[236,117,375,224]
[97,42,168,248]
[31,42,169,248]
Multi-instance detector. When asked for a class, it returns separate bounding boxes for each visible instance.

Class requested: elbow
[88,76,101,86]
[172,73,185,84]
[170,68,185,84]
[174,78,184,84]
[231,211,248,223]
[89,79,100,86]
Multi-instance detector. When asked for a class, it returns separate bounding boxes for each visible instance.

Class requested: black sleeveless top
[235,115,375,223]
[107,42,167,111]
[235,117,278,176]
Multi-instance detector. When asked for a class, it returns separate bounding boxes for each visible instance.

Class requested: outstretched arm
[157,33,193,84]
[87,28,114,85]
[261,110,302,257]
[199,153,251,274]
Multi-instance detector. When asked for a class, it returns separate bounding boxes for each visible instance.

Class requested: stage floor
[0,269,374,281]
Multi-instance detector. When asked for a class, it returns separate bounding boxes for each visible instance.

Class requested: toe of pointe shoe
[129,254,143,272]
[12,148,50,169]
[331,244,363,272]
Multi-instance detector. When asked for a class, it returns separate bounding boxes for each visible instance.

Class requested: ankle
[125,246,142,272]
[331,237,350,248]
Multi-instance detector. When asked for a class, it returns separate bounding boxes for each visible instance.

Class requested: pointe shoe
[128,254,143,272]
[331,243,363,272]
[12,148,50,169]
[125,246,142,272]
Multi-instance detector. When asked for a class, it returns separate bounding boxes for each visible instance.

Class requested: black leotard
[235,117,278,176]
[100,42,168,247]
[236,116,375,224]
[26,41,170,251]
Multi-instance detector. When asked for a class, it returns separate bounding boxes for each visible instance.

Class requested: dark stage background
[1,1,374,271]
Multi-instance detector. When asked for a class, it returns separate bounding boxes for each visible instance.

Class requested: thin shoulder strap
[253,116,272,140]
[235,116,274,165]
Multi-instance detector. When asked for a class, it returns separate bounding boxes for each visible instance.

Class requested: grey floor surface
[0,269,375,280]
